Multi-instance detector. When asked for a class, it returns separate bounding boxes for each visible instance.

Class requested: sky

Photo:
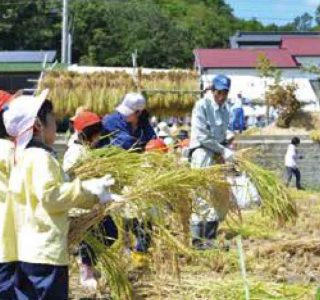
[225,0,319,25]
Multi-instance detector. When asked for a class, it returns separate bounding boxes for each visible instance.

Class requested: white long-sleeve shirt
[285,144,298,168]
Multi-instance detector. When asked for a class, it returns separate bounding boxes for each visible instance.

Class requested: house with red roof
[194,32,320,110]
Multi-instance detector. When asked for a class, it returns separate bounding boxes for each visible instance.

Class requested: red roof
[194,48,297,68]
[282,37,320,56]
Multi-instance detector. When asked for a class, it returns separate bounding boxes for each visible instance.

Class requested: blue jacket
[102,112,156,150]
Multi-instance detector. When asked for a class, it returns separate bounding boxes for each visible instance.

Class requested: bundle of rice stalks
[84,234,132,300]
[41,70,199,119]
[70,147,143,192]
[235,155,297,224]
[223,211,279,239]
[68,147,236,284]
[310,130,320,142]
[68,202,124,249]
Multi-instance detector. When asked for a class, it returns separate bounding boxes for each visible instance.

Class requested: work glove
[82,174,118,204]
[222,147,234,163]
[97,191,126,204]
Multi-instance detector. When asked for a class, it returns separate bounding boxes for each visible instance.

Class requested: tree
[316,5,320,26]
[256,53,282,124]
[293,12,313,31]
[0,0,61,51]
[0,0,318,68]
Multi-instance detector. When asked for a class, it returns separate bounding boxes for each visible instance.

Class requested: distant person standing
[231,93,245,132]
[285,137,303,190]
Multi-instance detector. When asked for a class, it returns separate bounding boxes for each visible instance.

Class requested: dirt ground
[69,189,320,300]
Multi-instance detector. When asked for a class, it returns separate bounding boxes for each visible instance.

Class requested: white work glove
[222,147,234,163]
[98,192,126,204]
[82,174,116,204]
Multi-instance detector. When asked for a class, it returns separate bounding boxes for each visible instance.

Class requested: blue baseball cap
[212,74,231,91]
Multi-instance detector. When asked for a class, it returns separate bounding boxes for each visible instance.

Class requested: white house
[194,33,320,111]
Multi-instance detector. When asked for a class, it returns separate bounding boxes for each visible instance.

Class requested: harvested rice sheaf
[41,70,199,119]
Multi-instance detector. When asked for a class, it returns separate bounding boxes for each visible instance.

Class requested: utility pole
[132,49,138,89]
[61,0,68,64]
[68,33,72,65]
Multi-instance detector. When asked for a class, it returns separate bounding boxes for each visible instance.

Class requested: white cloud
[305,0,319,8]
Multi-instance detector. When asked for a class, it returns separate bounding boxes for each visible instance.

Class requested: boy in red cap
[63,111,119,290]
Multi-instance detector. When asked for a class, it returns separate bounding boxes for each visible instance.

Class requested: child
[0,91,16,299]
[63,111,118,290]
[4,90,120,299]
[285,137,303,190]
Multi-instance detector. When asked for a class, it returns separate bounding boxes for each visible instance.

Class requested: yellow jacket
[9,147,98,266]
[0,139,16,262]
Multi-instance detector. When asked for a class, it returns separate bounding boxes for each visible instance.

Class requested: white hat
[116,93,146,117]
[157,121,171,138]
[4,89,49,156]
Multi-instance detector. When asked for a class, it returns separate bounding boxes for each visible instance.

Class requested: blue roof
[0,51,56,63]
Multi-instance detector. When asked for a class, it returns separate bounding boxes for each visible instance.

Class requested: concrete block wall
[236,135,320,188]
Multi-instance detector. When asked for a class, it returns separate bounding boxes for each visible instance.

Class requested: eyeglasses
[216,90,229,96]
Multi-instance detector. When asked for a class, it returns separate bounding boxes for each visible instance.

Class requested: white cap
[116,93,146,117]
[157,121,171,138]
[4,89,49,156]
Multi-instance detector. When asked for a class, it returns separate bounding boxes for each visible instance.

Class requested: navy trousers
[15,262,68,300]
[0,262,16,300]
[232,108,245,132]
[286,167,302,189]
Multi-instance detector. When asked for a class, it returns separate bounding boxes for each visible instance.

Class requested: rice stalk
[41,70,199,119]
[84,234,133,300]
[234,155,297,224]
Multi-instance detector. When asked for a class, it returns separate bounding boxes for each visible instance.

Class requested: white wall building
[194,34,320,111]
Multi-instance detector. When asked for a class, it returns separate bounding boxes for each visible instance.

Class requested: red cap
[73,111,101,132]
[145,138,168,153]
[0,90,12,111]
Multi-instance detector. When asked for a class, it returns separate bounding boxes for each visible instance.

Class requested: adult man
[189,74,234,249]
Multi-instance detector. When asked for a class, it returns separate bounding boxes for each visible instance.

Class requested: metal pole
[68,33,72,65]
[61,0,68,64]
